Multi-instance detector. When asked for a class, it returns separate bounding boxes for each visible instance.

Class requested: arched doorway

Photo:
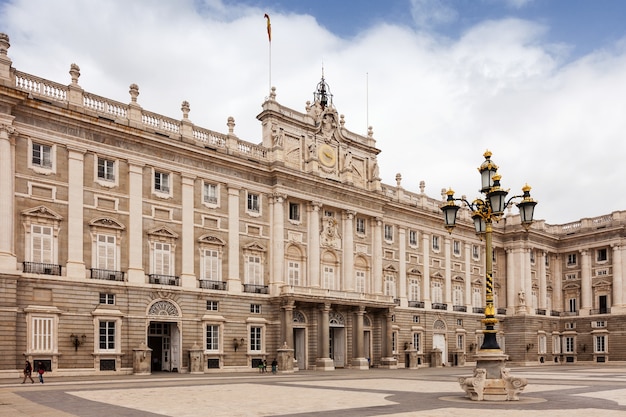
[432,318,447,366]
[329,311,345,368]
[146,300,182,372]
[293,310,307,370]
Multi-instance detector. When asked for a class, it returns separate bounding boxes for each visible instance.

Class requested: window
[97,157,115,181]
[408,279,420,301]
[472,287,482,308]
[567,253,577,266]
[250,326,262,352]
[564,336,575,353]
[323,265,336,290]
[31,225,53,263]
[384,275,396,298]
[392,331,398,354]
[566,273,577,280]
[594,335,606,353]
[457,334,464,349]
[245,255,262,285]
[355,270,366,293]
[202,249,220,281]
[96,234,117,270]
[413,333,421,352]
[356,218,366,234]
[154,171,170,193]
[552,335,561,354]
[31,317,53,352]
[431,281,443,303]
[384,224,393,241]
[568,298,577,313]
[32,142,52,168]
[206,301,219,311]
[99,293,115,305]
[287,260,300,286]
[432,236,440,251]
[203,182,218,204]
[472,245,480,260]
[99,321,116,351]
[457,319,463,326]
[597,248,607,262]
[530,250,535,264]
[288,202,300,221]
[247,192,260,213]
[250,304,261,314]
[206,324,220,352]
[453,241,461,255]
[412,315,420,323]
[324,210,334,218]
[453,284,463,306]
[409,230,418,246]
[153,242,172,275]
[538,334,547,354]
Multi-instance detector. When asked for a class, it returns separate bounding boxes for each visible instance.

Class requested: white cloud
[410,0,459,29]
[1,0,626,224]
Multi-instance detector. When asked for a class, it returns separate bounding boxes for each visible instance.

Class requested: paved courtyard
[2,365,626,416]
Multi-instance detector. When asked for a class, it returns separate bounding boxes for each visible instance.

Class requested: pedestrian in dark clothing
[37,361,45,384]
[21,360,34,384]
[271,359,278,374]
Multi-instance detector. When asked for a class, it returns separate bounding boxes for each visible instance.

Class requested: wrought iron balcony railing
[90,268,124,281]
[199,280,227,290]
[23,262,62,276]
[408,301,425,308]
[243,284,269,294]
[149,274,180,286]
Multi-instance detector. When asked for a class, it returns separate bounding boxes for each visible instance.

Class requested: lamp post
[444,150,535,401]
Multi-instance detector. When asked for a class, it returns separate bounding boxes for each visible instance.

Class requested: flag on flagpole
[264,13,271,42]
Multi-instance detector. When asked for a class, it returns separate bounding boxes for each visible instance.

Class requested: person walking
[271,359,277,374]
[21,360,34,384]
[36,361,45,384]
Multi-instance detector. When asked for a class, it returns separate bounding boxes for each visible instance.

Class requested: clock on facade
[318,144,336,167]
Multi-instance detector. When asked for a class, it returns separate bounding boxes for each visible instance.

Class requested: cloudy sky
[2,0,626,225]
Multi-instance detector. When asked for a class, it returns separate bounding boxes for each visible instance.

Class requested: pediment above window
[198,234,226,245]
[89,217,125,230]
[22,205,63,221]
[147,226,179,239]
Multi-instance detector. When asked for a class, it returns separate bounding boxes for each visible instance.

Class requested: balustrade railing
[90,268,124,281]
[23,262,62,276]
[408,301,425,308]
[453,305,467,312]
[244,284,269,294]
[473,307,485,314]
[149,274,180,286]
[200,280,227,290]
[432,303,447,310]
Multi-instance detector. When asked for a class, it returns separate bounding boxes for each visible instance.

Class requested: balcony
[590,308,611,315]
[393,298,401,305]
[453,305,467,312]
[535,309,546,316]
[550,310,560,316]
[561,311,579,317]
[200,280,227,291]
[432,303,448,310]
[244,284,269,294]
[497,308,507,315]
[408,301,425,308]
[90,268,124,281]
[473,307,485,314]
[149,274,180,286]
[23,262,62,276]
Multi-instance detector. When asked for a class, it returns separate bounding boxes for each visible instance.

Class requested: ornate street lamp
[441,150,537,351]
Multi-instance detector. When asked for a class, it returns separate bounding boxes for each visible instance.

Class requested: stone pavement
[1,365,626,416]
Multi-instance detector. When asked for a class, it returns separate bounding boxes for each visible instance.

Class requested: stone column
[398,227,407,307]
[308,202,322,288]
[0,122,17,270]
[422,233,431,308]
[506,248,515,313]
[444,237,452,309]
[342,210,355,291]
[522,248,532,314]
[351,306,368,369]
[227,186,241,293]
[464,243,472,310]
[316,303,334,370]
[552,254,562,314]
[372,218,383,294]
[180,174,196,288]
[612,244,624,311]
[65,147,86,278]
[580,249,592,315]
[271,194,286,295]
[127,162,145,284]
[380,309,397,368]
[538,251,547,310]
[282,300,294,349]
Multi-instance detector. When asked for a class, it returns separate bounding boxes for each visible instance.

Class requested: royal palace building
[1,33,626,376]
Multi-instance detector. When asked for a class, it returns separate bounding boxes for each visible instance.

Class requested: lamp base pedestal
[459,350,527,401]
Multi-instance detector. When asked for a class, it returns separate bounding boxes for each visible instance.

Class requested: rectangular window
[154,171,170,193]
[324,210,334,218]
[355,270,366,293]
[31,225,53,263]
[538,335,547,354]
[413,333,421,351]
[392,331,397,354]
[384,224,393,241]
[564,336,575,353]
[356,218,366,234]
[288,202,300,221]
[384,276,396,298]
[99,321,116,350]
[412,315,420,323]
[245,255,262,285]
[568,298,577,313]
[99,293,115,305]
[409,279,420,301]
[453,241,461,255]
[32,142,52,168]
[247,192,260,213]
[432,236,440,251]
[250,304,261,314]
[203,183,218,204]
[409,230,418,246]
[552,335,561,354]
[597,248,607,262]
[457,334,464,349]
[206,301,218,311]
[594,335,606,353]
[202,249,220,280]
[456,319,463,326]
[97,157,115,181]
[250,326,262,352]
[567,253,577,266]
[530,250,535,264]
[323,266,335,290]
[96,234,116,270]
[32,317,53,352]
[153,242,171,275]
[472,245,480,260]
[566,273,577,280]
[287,260,300,286]
[206,324,220,351]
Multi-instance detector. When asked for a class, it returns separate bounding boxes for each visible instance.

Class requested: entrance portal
[148,322,180,372]
[294,328,306,370]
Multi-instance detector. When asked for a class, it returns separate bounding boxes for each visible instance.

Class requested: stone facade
[0,33,625,376]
